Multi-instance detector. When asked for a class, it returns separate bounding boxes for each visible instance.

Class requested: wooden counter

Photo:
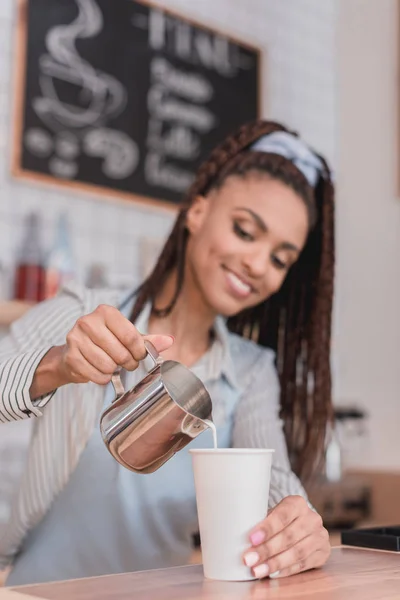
[4,547,400,600]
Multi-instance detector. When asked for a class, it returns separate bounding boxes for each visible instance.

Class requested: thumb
[143,334,174,354]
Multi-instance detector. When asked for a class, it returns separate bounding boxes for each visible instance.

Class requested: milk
[203,419,218,448]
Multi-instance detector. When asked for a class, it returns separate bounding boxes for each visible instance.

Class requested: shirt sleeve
[0,291,84,424]
[231,348,310,509]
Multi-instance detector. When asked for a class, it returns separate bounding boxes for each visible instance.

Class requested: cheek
[259,268,288,300]
[191,224,238,265]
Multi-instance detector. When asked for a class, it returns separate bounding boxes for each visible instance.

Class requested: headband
[250,130,326,187]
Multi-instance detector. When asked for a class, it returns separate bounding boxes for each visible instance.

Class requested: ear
[186,195,209,235]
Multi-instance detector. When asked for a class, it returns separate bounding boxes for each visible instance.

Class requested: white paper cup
[190,448,274,581]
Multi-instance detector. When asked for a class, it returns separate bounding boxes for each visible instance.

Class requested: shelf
[0,300,35,327]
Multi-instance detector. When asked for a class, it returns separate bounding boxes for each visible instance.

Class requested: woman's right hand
[58,304,173,386]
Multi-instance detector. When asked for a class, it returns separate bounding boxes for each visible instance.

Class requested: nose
[242,246,269,278]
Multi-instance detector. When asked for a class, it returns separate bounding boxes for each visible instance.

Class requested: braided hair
[130,120,335,482]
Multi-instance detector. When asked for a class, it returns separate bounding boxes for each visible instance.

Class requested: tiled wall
[0,0,336,299]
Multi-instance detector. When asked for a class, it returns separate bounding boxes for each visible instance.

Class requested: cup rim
[189,448,275,455]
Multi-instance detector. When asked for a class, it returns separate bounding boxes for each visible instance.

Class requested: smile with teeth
[225,269,253,298]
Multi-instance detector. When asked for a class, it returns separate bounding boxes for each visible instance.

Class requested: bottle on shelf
[44,212,76,299]
[13,212,46,302]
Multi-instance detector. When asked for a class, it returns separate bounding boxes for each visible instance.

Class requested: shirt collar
[205,316,240,391]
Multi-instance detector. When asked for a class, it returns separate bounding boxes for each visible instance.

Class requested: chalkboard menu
[13,0,261,208]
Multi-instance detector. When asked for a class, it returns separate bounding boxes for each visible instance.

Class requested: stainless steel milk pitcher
[100,340,213,473]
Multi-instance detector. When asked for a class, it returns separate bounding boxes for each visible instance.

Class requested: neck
[147,270,217,365]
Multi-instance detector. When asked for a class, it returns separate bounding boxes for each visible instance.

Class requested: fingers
[63,347,115,386]
[92,305,148,365]
[247,528,329,580]
[144,334,174,354]
[268,548,331,579]
[254,534,315,578]
[78,338,120,376]
[69,314,138,374]
[77,332,174,377]
[248,510,324,567]
[63,304,174,385]
[248,496,307,546]
[76,305,174,368]
[243,496,330,580]
[99,305,174,364]
[73,322,133,370]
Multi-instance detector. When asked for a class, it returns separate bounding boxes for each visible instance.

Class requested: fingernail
[253,564,269,579]
[269,570,281,579]
[250,530,266,546]
[244,551,259,567]
[168,335,175,342]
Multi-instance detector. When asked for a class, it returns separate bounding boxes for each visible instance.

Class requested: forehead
[210,174,309,240]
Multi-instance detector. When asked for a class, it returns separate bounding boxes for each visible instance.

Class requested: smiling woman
[0,120,334,585]
[132,121,334,482]
[182,176,309,314]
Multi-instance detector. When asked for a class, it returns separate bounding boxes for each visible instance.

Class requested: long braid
[130,120,335,482]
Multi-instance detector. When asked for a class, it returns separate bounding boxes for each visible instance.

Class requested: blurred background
[0,0,399,556]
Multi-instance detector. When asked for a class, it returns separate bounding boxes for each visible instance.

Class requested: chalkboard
[13,0,261,209]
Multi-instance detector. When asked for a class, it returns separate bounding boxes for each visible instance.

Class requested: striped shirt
[0,282,309,575]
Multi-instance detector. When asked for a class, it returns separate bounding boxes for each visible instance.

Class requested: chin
[206,291,250,319]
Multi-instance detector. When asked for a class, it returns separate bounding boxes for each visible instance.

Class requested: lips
[223,268,254,299]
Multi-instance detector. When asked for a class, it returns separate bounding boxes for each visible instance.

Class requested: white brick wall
[0,0,336,298]
[334,0,400,470]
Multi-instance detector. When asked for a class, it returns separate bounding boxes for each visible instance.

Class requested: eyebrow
[280,241,300,253]
[235,207,267,232]
[235,206,300,253]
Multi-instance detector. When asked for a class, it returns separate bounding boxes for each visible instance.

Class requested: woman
[0,120,334,584]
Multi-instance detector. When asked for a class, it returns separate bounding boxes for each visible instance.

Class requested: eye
[271,255,288,270]
[233,221,254,241]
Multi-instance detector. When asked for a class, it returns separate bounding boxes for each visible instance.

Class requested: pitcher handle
[111,368,125,401]
[111,340,163,401]
[144,340,164,368]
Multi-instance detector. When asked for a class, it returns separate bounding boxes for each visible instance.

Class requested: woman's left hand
[243,495,331,579]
